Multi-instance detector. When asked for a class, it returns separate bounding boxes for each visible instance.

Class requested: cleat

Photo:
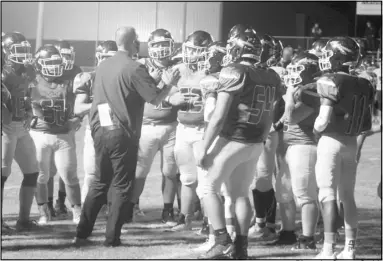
[72,205,82,225]
[248,223,277,241]
[198,242,234,259]
[54,199,69,220]
[162,208,177,226]
[168,214,192,232]
[194,234,215,252]
[47,202,56,218]
[291,235,317,251]
[38,204,52,225]
[72,237,92,247]
[268,230,297,246]
[337,249,356,259]
[15,220,41,232]
[196,218,209,236]
[314,250,337,259]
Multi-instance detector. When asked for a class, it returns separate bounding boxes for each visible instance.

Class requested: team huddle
[1,23,381,260]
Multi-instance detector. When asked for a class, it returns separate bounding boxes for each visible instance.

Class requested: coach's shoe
[15,220,40,232]
[72,205,82,225]
[72,237,92,247]
[336,248,356,259]
[194,234,215,252]
[170,214,192,232]
[198,241,235,259]
[248,223,277,241]
[162,208,176,226]
[38,204,52,225]
[55,199,69,219]
[291,235,317,251]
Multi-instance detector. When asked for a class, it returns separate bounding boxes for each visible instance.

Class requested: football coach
[74,26,180,247]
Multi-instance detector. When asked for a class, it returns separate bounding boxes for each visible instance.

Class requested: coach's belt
[102,125,121,131]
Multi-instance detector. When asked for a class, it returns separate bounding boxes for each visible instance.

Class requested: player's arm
[73,73,93,118]
[201,75,220,122]
[283,96,315,124]
[202,66,244,152]
[313,98,333,133]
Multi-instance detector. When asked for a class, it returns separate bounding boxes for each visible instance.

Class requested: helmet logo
[330,41,352,55]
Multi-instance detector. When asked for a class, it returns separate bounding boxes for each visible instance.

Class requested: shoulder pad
[73,72,93,94]
[218,65,246,94]
[200,74,220,98]
[317,75,338,102]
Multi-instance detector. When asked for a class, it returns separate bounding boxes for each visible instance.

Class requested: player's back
[317,72,375,136]
[220,63,282,143]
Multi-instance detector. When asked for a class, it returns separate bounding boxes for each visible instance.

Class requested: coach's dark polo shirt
[90,51,161,142]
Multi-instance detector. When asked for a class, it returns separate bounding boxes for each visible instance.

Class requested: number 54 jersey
[29,74,75,134]
[219,63,283,143]
[317,73,375,136]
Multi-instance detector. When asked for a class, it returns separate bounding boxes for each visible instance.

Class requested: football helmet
[35,44,64,77]
[260,34,283,67]
[2,32,32,64]
[308,39,326,58]
[284,51,319,86]
[318,36,360,73]
[95,40,117,66]
[223,24,263,65]
[182,30,213,70]
[199,41,226,73]
[54,40,75,70]
[148,29,174,60]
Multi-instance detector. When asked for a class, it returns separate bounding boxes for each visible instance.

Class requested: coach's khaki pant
[202,137,264,200]
[2,121,39,177]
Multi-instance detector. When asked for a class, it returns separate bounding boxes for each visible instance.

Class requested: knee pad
[295,196,317,208]
[318,187,336,203]
[21,172,38,187]
[254,175,273,192]
[37,172,50,184]
[180,173,197,186]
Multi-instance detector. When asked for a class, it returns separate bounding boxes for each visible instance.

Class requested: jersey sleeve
[217,65,246,94]
[73,72,93,95]
[316,76,339,103]
[200,73,220,99]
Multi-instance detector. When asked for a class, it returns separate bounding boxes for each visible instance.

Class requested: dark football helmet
[35,44,64,78]
[182,30,214,70]
[308,39,326,58]
[284,51,320,86]
[199,41,226,73]
[95,40,117,66]
[2,32,32,64]
[223,24,263,65]
[148,29,174,60]
[260,34,283,67]
[54,40,75,70]
[318,36,360,73]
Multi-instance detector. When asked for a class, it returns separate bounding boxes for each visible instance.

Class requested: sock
[225,217,236,235]
[214,228,230,245]
[256,217,266,228]
[164,203,173,210]
[323,242,335,254]
[345,228,357,251]
[253,189,275,222]
[58,191,66,205]
[345,238,356,251]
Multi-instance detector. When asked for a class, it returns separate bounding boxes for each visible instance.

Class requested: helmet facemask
[7,41,33,64]
[182,42,208,71]
[95,51,116,66]
[60,47,75,70]
[38,54,64,77]
[285,64,305,86]
[318,49,333,71]
[148,38,174,60]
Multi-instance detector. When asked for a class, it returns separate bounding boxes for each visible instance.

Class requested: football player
[308,39,327,58]
[47,40,83,219]
[129,29,187,225]
[274,51,321,250]
[73,40,117,211]
[1,32,40,233]
[170,30,214,231]
[29,44,82,225]
[314,37,375,259]
[249,34,283,242]
[195,24,282,259]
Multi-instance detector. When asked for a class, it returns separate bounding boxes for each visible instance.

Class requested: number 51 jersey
[218,63,282,143]
[29,74,74,134]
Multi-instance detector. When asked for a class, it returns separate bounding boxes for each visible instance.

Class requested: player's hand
[194,141,208,170]
[148,67,162,84]
[161,67,180,86]
[67,117,82,131]
[167,92,188,106]
[23,111,34,131]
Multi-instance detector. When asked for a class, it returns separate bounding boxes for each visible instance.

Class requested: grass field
[1,123,382,260]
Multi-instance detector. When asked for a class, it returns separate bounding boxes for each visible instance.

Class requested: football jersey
[176,64,207,126]
[218,63,282,143]
[200,72,219,100]
[317,72,375,136]
[283,82,319,145]
[138,58,178,125]
[29,74,75,134]
[2,65,36,122]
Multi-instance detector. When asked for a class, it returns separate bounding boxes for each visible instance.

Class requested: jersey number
[40,99,67,126]
[179,87,203,113]
[345,95,369,135]
[238,85,276,125]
